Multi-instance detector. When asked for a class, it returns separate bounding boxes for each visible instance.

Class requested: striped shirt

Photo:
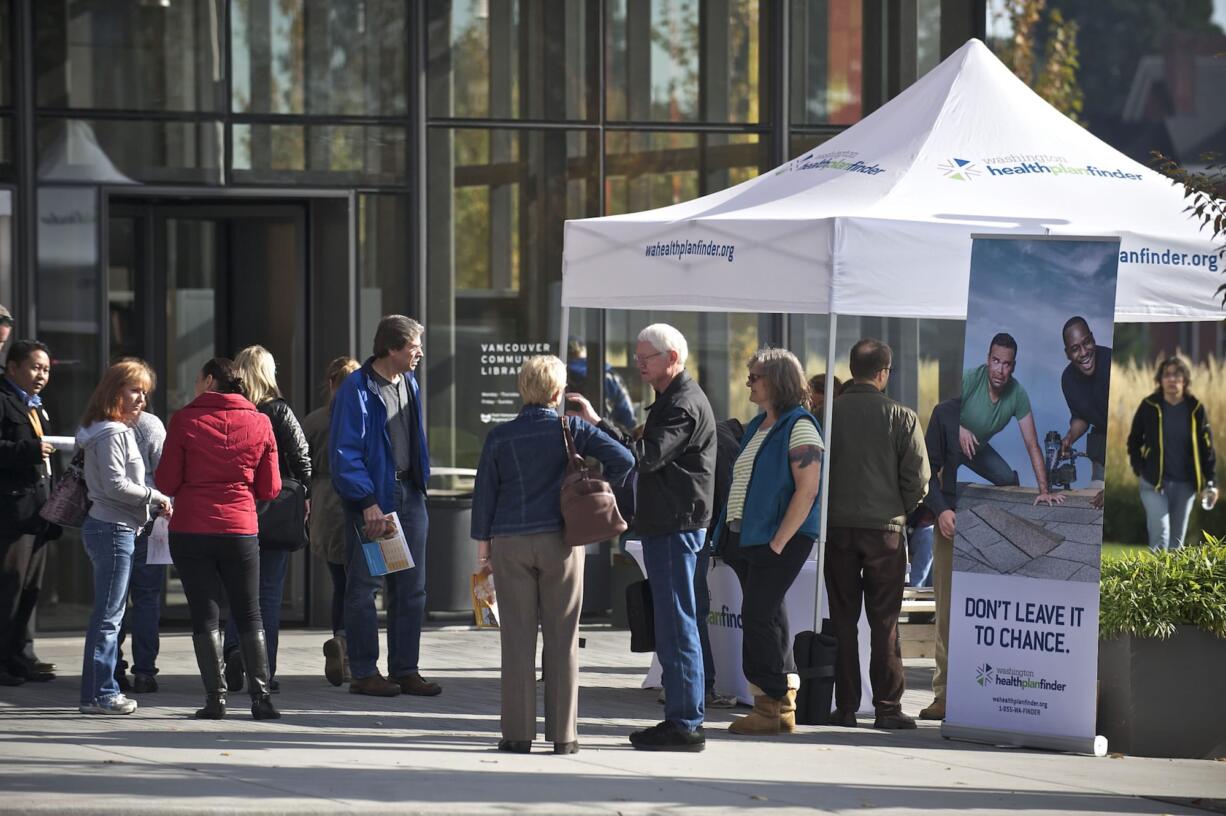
[726,419,824,522]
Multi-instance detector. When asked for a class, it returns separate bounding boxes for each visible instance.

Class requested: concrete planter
[1097,626,1226,758]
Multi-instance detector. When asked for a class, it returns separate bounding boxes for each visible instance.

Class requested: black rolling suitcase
[793,622,838,725]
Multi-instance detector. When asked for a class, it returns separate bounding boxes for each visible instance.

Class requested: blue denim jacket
[471,406,634,540]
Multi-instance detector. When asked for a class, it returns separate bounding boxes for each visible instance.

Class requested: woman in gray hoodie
[76,360,172,715]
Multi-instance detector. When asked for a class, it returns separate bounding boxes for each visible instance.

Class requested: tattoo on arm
[788,445,822,468]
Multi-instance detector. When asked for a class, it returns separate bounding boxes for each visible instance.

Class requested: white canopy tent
[560,38,1222,622]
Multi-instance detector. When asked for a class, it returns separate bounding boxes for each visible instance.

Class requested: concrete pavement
[1,627,1223,815]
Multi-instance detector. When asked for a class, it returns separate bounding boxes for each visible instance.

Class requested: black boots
[191,631,226,719]
[240,630,281,720]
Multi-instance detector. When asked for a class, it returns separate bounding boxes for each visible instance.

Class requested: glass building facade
[0,0,984,627]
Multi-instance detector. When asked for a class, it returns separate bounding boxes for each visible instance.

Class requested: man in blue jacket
[330,315,438,698]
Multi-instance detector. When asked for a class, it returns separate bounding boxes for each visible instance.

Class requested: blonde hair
[518,355,567,407]
[235,345,282,406]
[324,355,360,396]
[81,360,154,426]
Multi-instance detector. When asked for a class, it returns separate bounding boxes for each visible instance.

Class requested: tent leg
[559,307,570,362]
[815,313,838,632]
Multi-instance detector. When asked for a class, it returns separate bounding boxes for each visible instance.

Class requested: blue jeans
[694,544,715,692]
[1139,478,1197,550]
[344,484,428,679]
[967,441,1019,487]
[642,529,706,732]
[80,518,136,705]
[907,525,934,588]
[117,526,165,677]
[224,548,289,679]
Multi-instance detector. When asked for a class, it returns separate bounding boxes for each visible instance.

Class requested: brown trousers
[825,526,906,715]
[931,528,953,703]
[490,531,585,744]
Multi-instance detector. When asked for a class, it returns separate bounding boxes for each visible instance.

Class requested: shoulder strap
[560,416,579,460]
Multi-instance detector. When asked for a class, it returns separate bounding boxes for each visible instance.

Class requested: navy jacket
[470,406,633,540]
[330,358,431,515]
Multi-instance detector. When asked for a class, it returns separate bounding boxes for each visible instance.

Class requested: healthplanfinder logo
[939,153,1144,182]
[975,663,995,687]
[939,158,980,181]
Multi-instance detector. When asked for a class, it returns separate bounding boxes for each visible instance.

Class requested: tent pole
[559,307,570,361]
[815,312,838,632]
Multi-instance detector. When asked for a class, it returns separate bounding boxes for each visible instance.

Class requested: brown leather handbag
[559,417,628,547]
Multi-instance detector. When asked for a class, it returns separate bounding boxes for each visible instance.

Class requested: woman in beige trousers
[471,356,634,754]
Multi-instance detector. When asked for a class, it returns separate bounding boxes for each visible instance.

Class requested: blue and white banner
[943,235,1119,755]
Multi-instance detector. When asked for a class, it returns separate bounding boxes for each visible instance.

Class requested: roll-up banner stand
[941,235,1119,757]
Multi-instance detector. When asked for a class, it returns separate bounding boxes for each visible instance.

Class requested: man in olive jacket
[569,323,715,752]
[826,338,930,730]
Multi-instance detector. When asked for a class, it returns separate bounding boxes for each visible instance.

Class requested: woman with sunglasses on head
[156,357,282,720]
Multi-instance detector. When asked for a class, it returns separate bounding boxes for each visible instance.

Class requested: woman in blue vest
[715,348,824,735]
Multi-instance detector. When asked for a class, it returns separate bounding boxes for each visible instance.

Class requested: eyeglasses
[633,351,664,366]
[882,367,894,374]
[746,372,765,384]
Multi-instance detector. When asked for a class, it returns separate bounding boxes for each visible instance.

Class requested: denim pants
[642,529,706,732]
[967,442,1019,487]
[117,526,166,677]
[344,484,428,679]
[80,517,136,705]
[1139,477,1197,550]
[224,548,290,678]
[907,525,934,588]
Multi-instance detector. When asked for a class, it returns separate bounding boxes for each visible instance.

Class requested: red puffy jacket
[156,391,282,536]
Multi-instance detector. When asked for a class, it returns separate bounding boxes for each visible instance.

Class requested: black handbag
[792,622,838,725]
[257,477,309,551]
[40,449,91,528]
[626,579,655,653]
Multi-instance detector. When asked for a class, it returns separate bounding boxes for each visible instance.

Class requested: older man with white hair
[568,323,716,752]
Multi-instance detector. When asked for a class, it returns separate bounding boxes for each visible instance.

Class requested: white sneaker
[80,694,138,715]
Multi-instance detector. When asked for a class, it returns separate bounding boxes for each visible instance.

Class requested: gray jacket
[132,411,166,489]
[76,420,170,530]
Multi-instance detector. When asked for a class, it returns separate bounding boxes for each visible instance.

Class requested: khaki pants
[931,528,953,704]
[490,531,585,743]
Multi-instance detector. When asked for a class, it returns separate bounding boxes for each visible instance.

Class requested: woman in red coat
[155,358,282,720]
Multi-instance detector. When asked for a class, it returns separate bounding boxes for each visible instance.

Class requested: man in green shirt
[960,333,1063,506]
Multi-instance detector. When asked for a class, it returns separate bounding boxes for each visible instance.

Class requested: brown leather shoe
[830,708,858,727]
[391,672,442,696]
[918,699,946,721]
[349,672,402,697]
[873,711,917,730]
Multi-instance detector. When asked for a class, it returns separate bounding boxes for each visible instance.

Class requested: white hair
[637,323,688,367]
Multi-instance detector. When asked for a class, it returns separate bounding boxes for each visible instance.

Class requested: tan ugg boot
[729,684,783,735]
[779,673,800,733]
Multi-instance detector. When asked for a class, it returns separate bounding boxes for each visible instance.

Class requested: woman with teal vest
[714,348,824,736]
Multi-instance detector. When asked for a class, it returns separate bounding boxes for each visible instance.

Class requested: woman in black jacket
[1127,356,1217,550]
[223,345,312,690]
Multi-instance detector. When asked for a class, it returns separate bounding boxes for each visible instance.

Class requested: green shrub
[1099,534,1226,640]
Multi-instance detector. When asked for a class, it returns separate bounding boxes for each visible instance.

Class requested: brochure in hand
[357,512,415,577]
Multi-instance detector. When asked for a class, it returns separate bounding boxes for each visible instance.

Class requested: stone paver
[1,628,1223,815]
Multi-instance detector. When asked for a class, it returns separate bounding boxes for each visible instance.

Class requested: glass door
[106,199,309,625]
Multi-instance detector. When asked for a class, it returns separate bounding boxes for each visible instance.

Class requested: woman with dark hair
[713,348,824,735]
[807,372,843,420]
[155,357,282,719]
[221,345,312,693]
[1127,356,1217,550]
[301,356,360,685]
[75,360,172,715]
